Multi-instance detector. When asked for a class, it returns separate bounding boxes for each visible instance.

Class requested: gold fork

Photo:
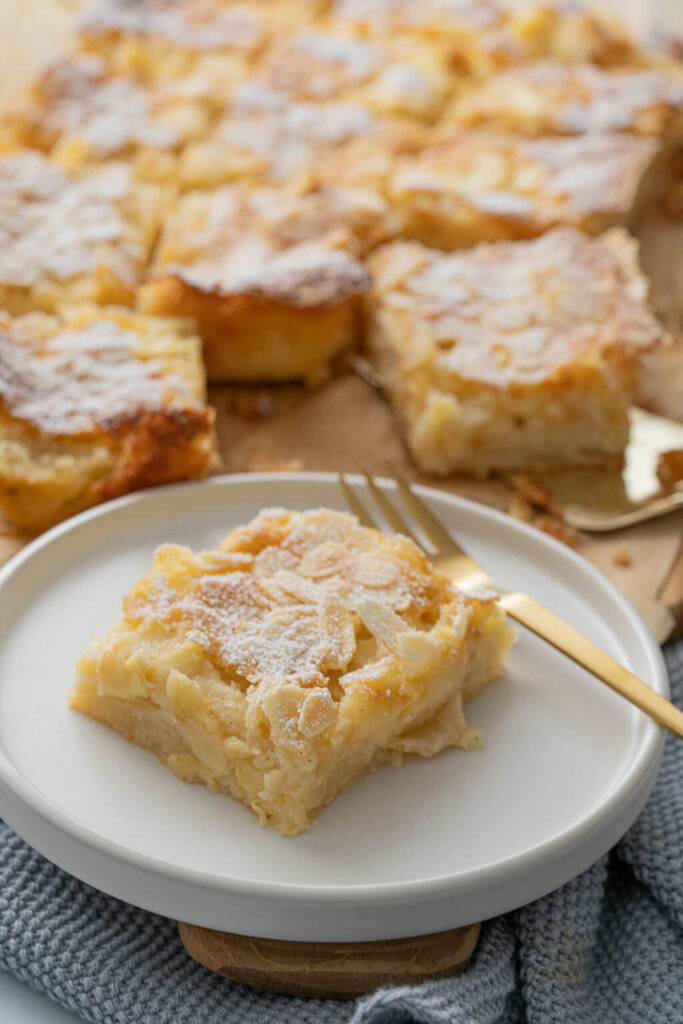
[339,466,683,740]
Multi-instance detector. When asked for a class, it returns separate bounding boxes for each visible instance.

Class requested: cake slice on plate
[71,508,515,836]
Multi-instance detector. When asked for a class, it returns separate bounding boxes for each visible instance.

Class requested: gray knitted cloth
[1,642,682,1024]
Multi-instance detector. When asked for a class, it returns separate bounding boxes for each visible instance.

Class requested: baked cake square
[328,0,504,36]
[498,2,642,68]
[0,151,167,315]
[329,1,640,74]
[141,183,388,383]
[0,305,217,531]
[70,507,515,836]
[179,81,424,190]
[365,228,664,476]
[448,60,683,142]
[0,55,211,183]
[389,130,662,249]
[78,0,311,85]
[252,25,454,122]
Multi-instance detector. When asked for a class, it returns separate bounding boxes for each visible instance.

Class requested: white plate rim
[0,473,668,928]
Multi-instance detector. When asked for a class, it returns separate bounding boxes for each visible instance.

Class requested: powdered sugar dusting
[169,244,369,305]
[0,153,141,288]
[125,509,449,697]
[291,32,381,80]
[401,130,658,222]
[35,56,180,154]
[156,185,373,305]
[332,0,501,31]
[455,59,683,135]
[0,318,196,435]
[81,0,266,51]
[374,228,663,386]
[523,133,658,216]
[261,30,383,99]
[215,99,377,183]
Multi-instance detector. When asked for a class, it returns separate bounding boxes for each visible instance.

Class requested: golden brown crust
[0,306,217,531]
[142,183,381,382]
[86,404,216,501]
[143,275,361,383]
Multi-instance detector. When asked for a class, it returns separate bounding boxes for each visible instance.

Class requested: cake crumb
[534,515,581,549]
[657,449,683,493]
[613,549,632,567]
[507,482,581,548]
[511,475,557,514]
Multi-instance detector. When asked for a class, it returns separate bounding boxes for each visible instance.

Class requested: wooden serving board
[178,921,482,999]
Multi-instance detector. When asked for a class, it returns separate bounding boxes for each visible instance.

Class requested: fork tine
[386,461,462,555]
[338,474,376,528]
[361,469,424,546]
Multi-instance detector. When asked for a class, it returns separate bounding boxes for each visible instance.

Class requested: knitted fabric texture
[0,641,681,1024]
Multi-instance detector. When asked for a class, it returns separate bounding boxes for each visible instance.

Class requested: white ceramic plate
[0,473,667,942]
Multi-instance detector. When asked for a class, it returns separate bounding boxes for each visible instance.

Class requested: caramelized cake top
[451,59,683,135]
[80,0,269,53]
[15,55,187,155]
[368,228,663,386]
[152,184,381,305]
[0,153,146,288]
[394,130,659,221]
[121,508,479,708]
[0,310,203,436]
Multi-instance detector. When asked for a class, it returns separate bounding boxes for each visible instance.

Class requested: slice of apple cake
[364,228,664,476]
[71,508,514,836]
[0,304,217,531]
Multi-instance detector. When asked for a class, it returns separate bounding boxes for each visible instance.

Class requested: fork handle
[498,591,683,739]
